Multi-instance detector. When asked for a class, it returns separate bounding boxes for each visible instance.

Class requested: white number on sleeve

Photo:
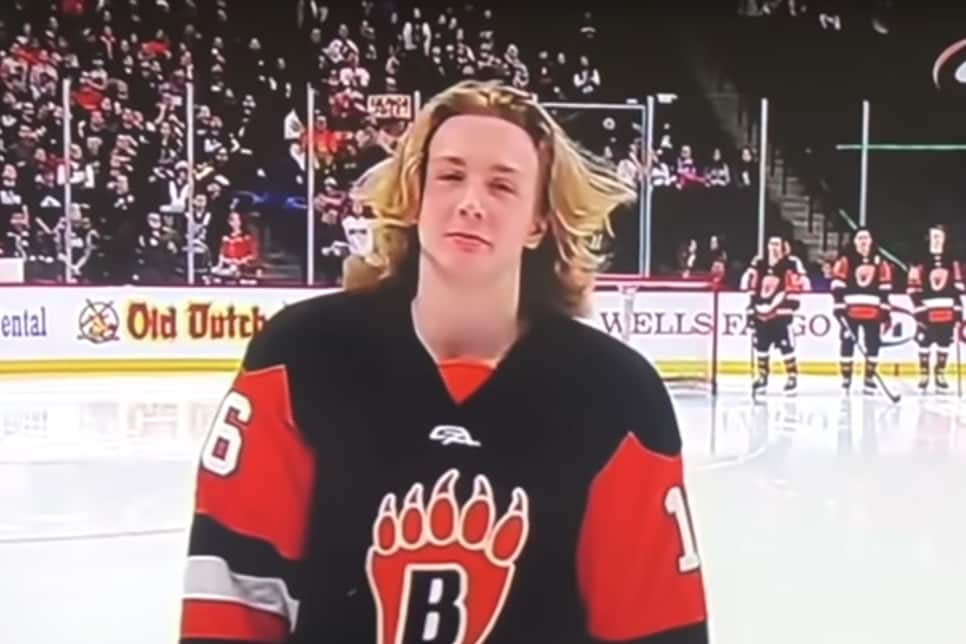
[201,391,252,476]
[664,485,701,573]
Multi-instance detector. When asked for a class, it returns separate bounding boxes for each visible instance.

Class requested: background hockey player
[907,224,964,392]
[831,227,893,393]
[741,234,803,393]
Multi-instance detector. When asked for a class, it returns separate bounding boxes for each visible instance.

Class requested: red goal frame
[594,274,721,396]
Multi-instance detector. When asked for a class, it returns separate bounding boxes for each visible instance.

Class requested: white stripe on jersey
[183,555,300,630]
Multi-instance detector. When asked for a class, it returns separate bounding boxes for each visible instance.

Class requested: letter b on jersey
[401,569,464,643]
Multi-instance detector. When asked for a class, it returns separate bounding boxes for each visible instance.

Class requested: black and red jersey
[740,256,804,320]
[831,251,893,321]
[907,252,965,324]
[180,279,708,644]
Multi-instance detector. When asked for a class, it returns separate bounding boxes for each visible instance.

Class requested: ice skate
[935,371,950,392]
[918,374,930,393]
[783,375,798,394]
[863,376,878,394]
[752,375,768,394]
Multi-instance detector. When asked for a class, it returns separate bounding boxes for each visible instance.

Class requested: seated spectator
[55,205,99,283]
[212,210,259,284]
[677,238,699,277]
[617,141,643,188]
[736,146,756,189]
[649,149,675,187]
[704,147,732,187]
[810,254,836,292]
[704,235,728,281]
[675,144,706,190]
[160,161,190,215]
[134,211,179,284]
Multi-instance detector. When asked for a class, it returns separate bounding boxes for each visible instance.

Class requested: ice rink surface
[1,373,964,643]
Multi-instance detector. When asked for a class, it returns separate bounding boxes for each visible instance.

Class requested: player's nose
[455,183,484,220]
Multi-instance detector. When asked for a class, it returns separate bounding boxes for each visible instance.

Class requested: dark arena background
[0,2,964,642]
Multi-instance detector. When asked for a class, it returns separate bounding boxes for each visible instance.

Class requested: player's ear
[524,213,549,250]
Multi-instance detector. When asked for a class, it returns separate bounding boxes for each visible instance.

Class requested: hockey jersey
[180,279,708,643]
[831,251,893,321]
[907,253,965,324]
[740,256,804,320]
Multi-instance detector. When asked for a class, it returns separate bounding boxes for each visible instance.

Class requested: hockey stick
[837,317,901,404]
[748,315,762,402]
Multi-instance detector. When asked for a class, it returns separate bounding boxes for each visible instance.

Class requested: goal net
[589,276,721,395]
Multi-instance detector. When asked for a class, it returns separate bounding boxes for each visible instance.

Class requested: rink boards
[0,285,962,375]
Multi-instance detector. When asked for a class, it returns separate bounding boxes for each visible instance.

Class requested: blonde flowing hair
[351,79,635,316]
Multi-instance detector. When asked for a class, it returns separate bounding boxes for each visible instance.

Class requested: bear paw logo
[365,469,529,644]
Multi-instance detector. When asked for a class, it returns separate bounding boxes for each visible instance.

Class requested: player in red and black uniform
[907,224,964,392]
[180,81,708,644]
[741,234,804,394]
[831,227,894,393]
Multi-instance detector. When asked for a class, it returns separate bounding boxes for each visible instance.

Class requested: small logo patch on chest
[429,425,482,448]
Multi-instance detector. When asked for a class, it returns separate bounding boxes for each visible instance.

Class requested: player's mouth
[445,232,492,250]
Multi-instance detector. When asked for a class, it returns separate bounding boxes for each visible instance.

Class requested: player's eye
[438,172,462,182]
[491,181,515,194]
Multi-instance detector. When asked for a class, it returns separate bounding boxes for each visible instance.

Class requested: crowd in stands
[0,1,613,286]
[0,2,809,291]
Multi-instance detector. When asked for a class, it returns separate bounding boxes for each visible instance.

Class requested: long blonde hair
[351,79,635,316]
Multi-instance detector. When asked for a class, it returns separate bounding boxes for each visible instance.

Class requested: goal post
[590,275,721,396]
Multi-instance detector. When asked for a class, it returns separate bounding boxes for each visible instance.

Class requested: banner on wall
[0,286,959,371]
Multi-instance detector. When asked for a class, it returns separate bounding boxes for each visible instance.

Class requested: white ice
[0,373,963,644]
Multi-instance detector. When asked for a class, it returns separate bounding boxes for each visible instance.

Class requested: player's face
[767,238,782,263]
[418,114,544,283]
[929,228,945,254]
[854,230,872,256]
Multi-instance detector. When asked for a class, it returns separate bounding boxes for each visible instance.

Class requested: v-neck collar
[395,288,547,410]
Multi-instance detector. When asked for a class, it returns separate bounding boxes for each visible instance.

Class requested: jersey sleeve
[878,259,893,309]
[739,261,758,293]
[180,325,316,643]
[955,262,965,317]
[907,263,924,316]
[576,360,708,643]
[831,256,849,309]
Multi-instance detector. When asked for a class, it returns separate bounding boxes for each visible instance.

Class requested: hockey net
[591,275,721,395]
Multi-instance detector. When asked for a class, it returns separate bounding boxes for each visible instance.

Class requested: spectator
[704,235,728,276]
[579,11,597,41]
[572,54,600,97]
[56,204,98,283]
[212,209,258,283]
[810,254,836,292]
[677,238,700,277]
[0,163,27,235]
[675,144,706,190]
[705,147,732,187]
[736,145,756,189]
[135,211,178,284]
[649,149,675,187]
[617,141,644,188]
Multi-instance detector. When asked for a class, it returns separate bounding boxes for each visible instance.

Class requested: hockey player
[741,234,804,393]
[831,227,893,393]
[180,80,709,643]
[907,224,964,392]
